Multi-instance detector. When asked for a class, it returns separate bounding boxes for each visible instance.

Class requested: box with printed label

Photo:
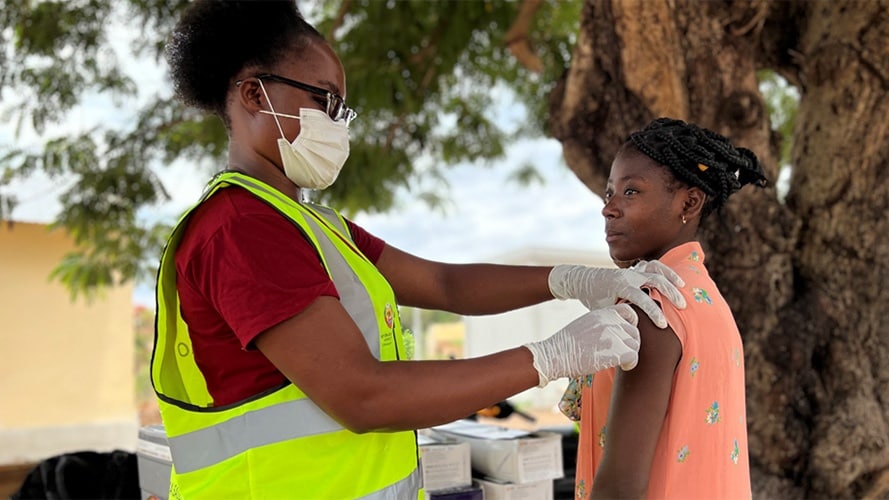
[475,477,554,500]
[430,420,563,484]
[136,425,171,500]
[419,432,473,493]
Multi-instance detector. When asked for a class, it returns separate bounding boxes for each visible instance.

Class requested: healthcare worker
[152,2,686,498]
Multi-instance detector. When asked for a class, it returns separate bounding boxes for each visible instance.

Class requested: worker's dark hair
[619,117,768,218]
[166,0,325,123]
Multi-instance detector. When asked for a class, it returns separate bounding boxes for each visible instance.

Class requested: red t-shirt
[174,186,386,407]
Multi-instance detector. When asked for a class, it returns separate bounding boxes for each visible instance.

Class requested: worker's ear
[234,77,266,114]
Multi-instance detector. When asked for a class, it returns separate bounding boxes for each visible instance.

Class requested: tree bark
[548,1,889,497]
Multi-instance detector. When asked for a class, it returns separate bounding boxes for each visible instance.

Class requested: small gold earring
[681,214,687,225]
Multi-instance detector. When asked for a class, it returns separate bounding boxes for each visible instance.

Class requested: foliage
[1,0,199,298]
[0,0,581,298]
[757,69,798,168]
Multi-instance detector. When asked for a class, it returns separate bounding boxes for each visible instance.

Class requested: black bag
[11,450,140,500]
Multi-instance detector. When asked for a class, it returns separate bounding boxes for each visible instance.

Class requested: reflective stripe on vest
[152,171,420,499]
[169,396,341,474]
[364,470,423,500]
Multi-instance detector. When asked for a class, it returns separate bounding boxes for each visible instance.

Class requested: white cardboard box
[419,432,473,493]
[475,477,554,500]
[136,425,171,500]
[430,420,564,484]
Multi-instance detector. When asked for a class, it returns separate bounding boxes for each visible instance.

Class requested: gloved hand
[548,260,686,328]
[524,304,640,388]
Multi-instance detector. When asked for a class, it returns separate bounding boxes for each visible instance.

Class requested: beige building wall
[0,222,137,464]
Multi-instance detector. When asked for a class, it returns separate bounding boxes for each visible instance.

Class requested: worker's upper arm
[374,243,452,309]
[253,296,381,425]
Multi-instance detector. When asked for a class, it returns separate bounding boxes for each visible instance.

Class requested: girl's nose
[601,198,618,219]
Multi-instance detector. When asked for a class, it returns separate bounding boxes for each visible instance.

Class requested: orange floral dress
[571,242,751,499]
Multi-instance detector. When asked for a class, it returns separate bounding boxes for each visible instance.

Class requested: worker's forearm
[333,347,539,433]
[438,264,554,315]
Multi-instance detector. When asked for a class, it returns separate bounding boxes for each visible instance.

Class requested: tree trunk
[548,1,889,497]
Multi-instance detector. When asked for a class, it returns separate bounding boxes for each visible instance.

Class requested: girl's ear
[683,186,706,221]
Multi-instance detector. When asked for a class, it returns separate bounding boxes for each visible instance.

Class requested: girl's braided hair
[623,117,768,217]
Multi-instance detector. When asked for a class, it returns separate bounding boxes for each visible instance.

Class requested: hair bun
[167,0,322,119]
[735,147,768,188]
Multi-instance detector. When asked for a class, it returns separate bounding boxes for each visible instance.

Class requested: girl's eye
[624,188,638,196]
[604,190,613,202]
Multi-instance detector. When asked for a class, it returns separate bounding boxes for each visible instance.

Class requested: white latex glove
[524,304,640,388]
[548,260,686,329]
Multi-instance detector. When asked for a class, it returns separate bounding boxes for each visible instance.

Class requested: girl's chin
[610,253,641,269]
[608,244,638,268]
[613,259,640,269]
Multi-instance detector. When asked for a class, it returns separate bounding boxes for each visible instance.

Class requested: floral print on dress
[688,264,701,274]
[690,357,700,377]
[693,287,712,304]
[706,401,721,425]
[731,439,740,464]
[677,445,690,463]
[598,426,607,448]
[732,347,742,367]
[688,251,701,262]
[576,479,587,500]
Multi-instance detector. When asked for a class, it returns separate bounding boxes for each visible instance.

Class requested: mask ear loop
[257,79,287,140]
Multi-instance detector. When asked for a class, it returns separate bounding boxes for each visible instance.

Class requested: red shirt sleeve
[345,218,385,263]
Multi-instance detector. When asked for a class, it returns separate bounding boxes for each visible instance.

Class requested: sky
[1,10,613,307]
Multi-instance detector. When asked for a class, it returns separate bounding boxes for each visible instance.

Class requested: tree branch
[327,0,352,41]
[504,0,544,74]
[727,0,770,37]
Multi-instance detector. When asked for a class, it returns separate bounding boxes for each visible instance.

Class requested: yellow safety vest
[151,172,422,499]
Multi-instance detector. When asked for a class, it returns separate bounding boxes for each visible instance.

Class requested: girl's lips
[605,231,623,243]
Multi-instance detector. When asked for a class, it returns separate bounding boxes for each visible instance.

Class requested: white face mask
[258,80,350,190]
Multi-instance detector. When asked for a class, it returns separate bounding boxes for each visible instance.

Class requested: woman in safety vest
[153,2,686,498]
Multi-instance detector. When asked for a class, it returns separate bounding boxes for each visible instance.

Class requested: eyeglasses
[244,73,357,126]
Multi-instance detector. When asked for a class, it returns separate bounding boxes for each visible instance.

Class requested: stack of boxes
[136,425,171,500]
[428,419,564,500]
[418,432,482,499]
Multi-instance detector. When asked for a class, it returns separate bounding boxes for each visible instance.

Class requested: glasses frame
[246,73,357,125]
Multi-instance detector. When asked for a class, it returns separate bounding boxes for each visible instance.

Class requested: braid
[626,118,767,217]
